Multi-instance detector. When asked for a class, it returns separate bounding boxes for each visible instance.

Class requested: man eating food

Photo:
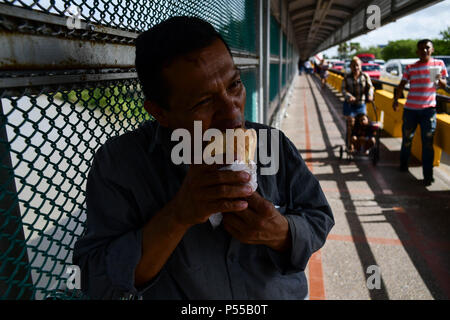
[73,16,334,300]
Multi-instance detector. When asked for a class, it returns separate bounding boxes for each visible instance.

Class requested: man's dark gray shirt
[73,120,334,300]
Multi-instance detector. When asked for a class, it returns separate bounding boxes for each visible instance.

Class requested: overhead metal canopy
[286,0,444,60]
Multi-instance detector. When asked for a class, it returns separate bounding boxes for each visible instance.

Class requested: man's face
[159,39,246,135]
[351,60,361,74]
[417,41,434,61]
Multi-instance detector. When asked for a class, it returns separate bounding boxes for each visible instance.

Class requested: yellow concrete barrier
[411,125,442,166]
[410,114,450,166]
[326,72,343,93]
[370,90,449,166]
[326,73,334,87]
[435,113,450,155]
[328,71,450,166]
[336,76,343,93]
[372,90,404,138]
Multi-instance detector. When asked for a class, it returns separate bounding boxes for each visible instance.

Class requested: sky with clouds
[320,0,450,58]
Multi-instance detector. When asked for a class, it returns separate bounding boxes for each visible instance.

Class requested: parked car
[433,55,450,81]
[433,56,450,113]
[326,58,339,65]
[332,61,345,71]
[374,59,385,71]
[379,58,417,95]
[380,58,449,109]
[361,63,381,79]
[344,60,351,74]
[357,53,375,63]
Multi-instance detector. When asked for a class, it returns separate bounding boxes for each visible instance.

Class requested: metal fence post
[285,1,289,86]
[257,0,263,124]
[262,0,270,125]
[278,0,283,110]
[0,99,33,299]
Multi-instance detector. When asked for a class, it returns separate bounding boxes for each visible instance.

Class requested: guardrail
[327,68,450,110]
[326,69,450,166]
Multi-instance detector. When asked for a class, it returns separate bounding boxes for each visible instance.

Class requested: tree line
[335,27,449,61]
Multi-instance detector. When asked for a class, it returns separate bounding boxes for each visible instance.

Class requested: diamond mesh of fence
[0,0,257,53]
[1,78,148,299]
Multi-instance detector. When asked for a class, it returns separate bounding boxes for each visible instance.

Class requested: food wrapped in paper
[207,128,258,228]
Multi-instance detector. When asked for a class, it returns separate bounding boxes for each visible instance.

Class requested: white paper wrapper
[209,160,258,228]
[428,66,441,83]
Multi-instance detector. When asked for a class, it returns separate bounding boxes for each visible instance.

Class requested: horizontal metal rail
[328,68,450,103]
[0,3,138,39]
[0,3,264,81]
[0,71,138,88]
[0,32,136,70]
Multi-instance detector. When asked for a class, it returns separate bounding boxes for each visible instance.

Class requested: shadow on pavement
[304,74,450,299]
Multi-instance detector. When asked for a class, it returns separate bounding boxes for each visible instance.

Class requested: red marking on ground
[327,233,450,251]
[327,233,404,246]
[320,187,450,199]
[309,250,325,300]
[302,81,326,300]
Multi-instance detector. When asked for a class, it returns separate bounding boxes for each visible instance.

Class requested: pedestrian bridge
[0,0,448,300]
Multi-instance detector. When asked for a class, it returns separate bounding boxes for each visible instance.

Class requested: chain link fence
[0,0,298,299]
[1,78,149,300]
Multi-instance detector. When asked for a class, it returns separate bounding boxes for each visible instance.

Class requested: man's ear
[144,100,169,127]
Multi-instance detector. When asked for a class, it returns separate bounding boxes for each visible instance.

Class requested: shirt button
[228,253,236,262]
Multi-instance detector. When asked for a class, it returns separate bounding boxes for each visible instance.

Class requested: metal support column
[284,1,289,87]
[257,0,263,124]
[278,0,283,111]
[262,0,270,125]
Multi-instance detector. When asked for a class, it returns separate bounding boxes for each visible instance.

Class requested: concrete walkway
[281,74,450,300]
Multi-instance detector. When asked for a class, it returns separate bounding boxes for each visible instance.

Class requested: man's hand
[437,76,447,89]
[392,99,399,112]
[394,80,407,111]
[367,95,374,103]
[136,165,251,286]
[348,95,356,103]
[171,164,252,228]
[222,191,291,252]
